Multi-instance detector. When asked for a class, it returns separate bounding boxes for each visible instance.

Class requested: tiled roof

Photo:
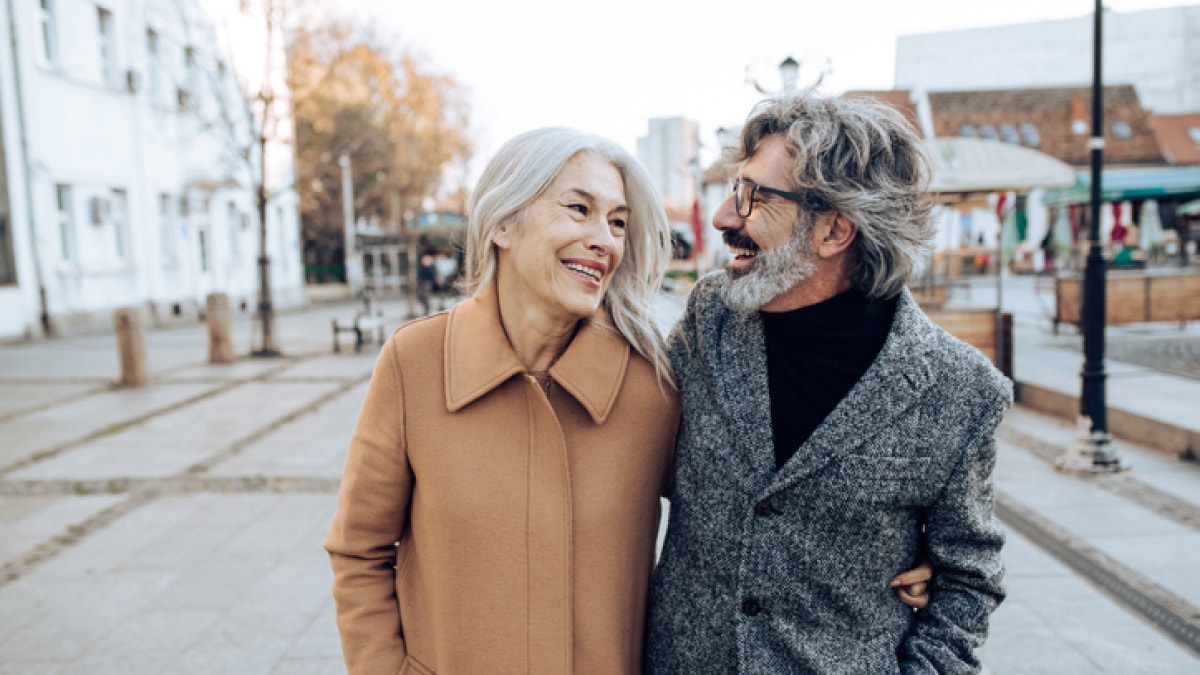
[842,90,925,138]
[927,85,1164,167]
[1148,113,1200,165]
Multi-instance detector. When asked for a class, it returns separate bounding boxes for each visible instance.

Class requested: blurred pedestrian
[416,254,436,315]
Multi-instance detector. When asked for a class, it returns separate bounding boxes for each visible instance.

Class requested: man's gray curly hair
[731,93,935,300]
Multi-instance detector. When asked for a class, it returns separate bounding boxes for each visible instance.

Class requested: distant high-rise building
[636,116,701,218]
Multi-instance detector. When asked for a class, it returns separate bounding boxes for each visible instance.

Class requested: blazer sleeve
[325,336,412,674]
[899,382,1011,675]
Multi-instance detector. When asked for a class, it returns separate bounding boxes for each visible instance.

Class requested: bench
[332,299,387,353]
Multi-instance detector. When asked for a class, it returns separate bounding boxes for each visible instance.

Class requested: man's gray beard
[721,224,817,313]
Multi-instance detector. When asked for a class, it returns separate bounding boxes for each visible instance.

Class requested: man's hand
[890,562,933,609]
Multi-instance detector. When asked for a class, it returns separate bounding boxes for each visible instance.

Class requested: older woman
[326,128,678,675]
[325,127,929,675]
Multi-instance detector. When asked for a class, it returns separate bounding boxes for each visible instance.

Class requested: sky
[336,0,1188,178]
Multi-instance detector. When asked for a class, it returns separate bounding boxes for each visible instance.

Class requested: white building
[637,116,701,217]
[0,0,303,340]
[895,5,1200,115]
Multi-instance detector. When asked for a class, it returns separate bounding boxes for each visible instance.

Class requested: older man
[646,94,1010,674]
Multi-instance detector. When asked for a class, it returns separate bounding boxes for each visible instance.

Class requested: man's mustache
[723,231,760,252]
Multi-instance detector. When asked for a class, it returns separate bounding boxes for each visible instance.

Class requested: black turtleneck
[762,290,897,469]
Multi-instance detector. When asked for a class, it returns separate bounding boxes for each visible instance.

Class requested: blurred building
[895,5,1200,115]
[637,117,705,262]
[0,0,303,340]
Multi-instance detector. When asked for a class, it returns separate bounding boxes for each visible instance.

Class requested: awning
[1042,166,1200,207]
[925,138,1076,203]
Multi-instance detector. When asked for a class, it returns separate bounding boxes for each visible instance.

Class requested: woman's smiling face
[493,152,628,323]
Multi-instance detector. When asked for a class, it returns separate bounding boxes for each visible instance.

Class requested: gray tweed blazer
[646,272,1011,675]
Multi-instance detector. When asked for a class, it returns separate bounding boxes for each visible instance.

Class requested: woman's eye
[569,203,588,215]
[610,219,627,230]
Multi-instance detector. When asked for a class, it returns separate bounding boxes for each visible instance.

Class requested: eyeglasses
[730,178,821,218]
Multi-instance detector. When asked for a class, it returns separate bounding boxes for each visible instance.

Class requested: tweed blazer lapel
[765,290,937,494]
[714,308,778,487]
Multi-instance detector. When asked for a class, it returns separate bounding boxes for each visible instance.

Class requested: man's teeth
[729,246,758,258]
[564,262,601,281]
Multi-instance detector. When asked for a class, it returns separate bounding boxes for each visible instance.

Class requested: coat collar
[443,286,630,425]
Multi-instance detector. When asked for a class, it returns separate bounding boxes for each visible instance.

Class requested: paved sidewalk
[0,288,1198,673]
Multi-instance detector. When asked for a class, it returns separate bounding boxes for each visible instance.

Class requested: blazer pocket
[836,455,933,504]
[399,654,436,675]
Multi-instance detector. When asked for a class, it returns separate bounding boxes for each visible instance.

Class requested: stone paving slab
[0,383,216,473]
[0,493,337,674]
[0,383,101,419]
[978,533,1200,674]
[5,381,342,481]
[996,434,1200,614]
[207,381,368,479]
[0,494,125,568]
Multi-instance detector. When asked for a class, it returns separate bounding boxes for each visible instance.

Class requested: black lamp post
[1069,0,1123,472]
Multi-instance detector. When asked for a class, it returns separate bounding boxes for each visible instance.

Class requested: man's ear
[815,212,857,259]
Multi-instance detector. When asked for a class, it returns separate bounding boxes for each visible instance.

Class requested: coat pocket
[399,654,436,675]
[836,455,933,505]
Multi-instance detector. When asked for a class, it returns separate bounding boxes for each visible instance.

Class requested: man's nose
[713,194,742,232]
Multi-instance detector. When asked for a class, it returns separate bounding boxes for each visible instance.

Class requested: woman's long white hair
[462,127,674,387]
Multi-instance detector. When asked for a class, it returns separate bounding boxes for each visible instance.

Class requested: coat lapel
[714,308,778,486]
[766,290,937,494]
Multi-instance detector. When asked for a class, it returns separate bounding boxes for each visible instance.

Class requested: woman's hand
[890,561,933,609]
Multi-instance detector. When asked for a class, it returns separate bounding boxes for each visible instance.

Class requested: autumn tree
[288,21,472,281]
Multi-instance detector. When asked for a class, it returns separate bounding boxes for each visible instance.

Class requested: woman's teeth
[564,262,601,281]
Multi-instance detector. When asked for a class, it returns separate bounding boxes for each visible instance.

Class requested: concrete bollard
[112,307,149,388]
[206,292,235,364]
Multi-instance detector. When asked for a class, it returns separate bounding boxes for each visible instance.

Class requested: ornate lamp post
[1059,0,1124,473]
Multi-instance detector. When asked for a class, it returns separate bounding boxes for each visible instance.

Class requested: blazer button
[741,598,761,616]
[754,500,778,516]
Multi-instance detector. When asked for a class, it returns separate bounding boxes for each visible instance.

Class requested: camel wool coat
[325,288,680,675]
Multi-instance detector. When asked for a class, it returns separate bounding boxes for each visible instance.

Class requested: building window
[37,0,57,64]
[1072,119,1089,135]
[146,28,160,99]
[978,125,998,141]
[55,184,75,261]
[97,6,115,85]
[111,189,128,259]
[1020,123,1041,147]
[959,124,977,139]
[999,124,1019,144]
[159,193,174,260]
[1189,127,1200,146]
[1111,120,1132,140]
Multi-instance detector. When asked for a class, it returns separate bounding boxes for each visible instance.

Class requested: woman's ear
[815,212,857,259]
[492,226,512,250]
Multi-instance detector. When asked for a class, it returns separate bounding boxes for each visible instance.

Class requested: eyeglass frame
[729,178,828,218]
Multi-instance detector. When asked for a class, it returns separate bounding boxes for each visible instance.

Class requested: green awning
[1042,166,1200,206]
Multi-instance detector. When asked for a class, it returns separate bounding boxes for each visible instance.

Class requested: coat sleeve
[899,382,1011,675]
[325,336,412,674]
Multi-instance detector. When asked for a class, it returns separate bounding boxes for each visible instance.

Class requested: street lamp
[779,56,800,93]
[1058,0,1123,474]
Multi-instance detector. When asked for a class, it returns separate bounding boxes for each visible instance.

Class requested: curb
[1014,380,1200,459]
